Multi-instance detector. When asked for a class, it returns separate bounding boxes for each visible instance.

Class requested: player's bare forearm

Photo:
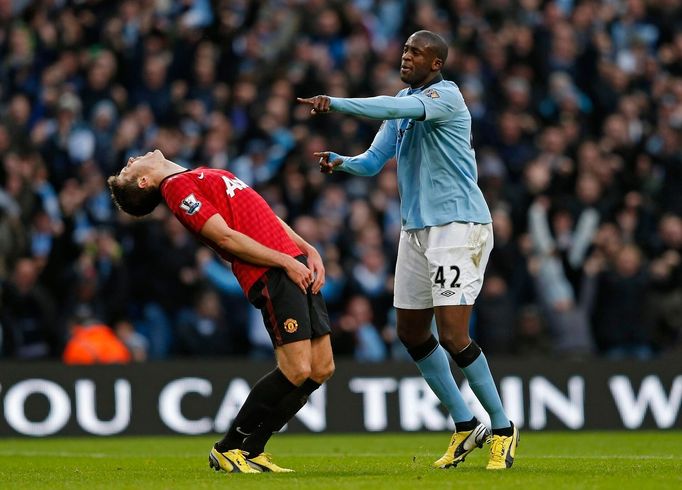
[219,232,313,293]
[219,231,290,268]
[277,217,313,255]
[199,214,313,292]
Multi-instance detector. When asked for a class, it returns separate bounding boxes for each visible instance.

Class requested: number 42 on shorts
[434,265,461,289]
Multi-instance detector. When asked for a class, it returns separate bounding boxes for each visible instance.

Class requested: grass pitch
[1,431,680,489]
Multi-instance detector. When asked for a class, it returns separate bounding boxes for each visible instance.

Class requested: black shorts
[248,256,331,347]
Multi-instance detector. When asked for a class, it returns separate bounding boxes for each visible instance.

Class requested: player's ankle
[455,416,478,432]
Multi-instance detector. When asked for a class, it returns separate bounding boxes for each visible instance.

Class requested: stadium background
[0,0,681,436]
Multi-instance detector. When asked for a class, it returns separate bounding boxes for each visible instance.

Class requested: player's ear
[138,175,149,189]
[432,57,443,71]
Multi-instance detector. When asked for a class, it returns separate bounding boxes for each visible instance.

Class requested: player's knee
[311,357,335,383]
[290,369,312,386]
[281,363,312,386]
[397,328,427,349]
[438,330,471,354]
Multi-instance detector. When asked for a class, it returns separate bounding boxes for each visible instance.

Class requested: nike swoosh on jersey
[199,172,204,179]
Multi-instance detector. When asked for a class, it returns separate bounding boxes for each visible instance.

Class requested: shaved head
[411,30,448,64]
[400,30,449,87]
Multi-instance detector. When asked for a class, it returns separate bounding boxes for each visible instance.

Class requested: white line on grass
[0,451,109,458]
[0,451,197,458]
[272,453,682,460]
[527,455,680,460]
[0,451,677,461]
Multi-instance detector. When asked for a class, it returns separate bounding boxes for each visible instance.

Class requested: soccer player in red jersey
[108,150,334,473]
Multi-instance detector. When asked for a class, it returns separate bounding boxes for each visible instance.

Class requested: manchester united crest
[283,318,298,333]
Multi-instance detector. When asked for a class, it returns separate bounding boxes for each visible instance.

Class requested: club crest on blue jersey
[180,194,202,215]
[423,88,440,99]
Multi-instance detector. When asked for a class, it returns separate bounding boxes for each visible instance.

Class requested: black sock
[492,422,514,437]
[406,335,439,362]
[454,416,478,432]
[214,368,296,452]
[450,340,482,368]
[241,378,321,456]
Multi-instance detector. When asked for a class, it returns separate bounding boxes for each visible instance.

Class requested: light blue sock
[416,346,473,424]
[461,352,510,429]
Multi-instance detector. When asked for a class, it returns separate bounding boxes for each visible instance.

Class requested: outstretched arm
[316,146,387,176]
[316,118,397,176]
[298,95,425,120]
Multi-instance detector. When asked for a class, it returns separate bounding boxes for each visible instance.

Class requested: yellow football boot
[486,423,520,470]
[208,447,260,474]
[247,452,295,473]
[433,423,488,469]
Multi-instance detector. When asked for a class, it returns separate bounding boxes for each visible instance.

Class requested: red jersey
[160,168,302,294]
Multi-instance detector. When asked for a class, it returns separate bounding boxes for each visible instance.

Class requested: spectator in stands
[514,305,551,357]
[62,317,131,365]
[332,295,387,363]
[591,244,654,359]
[114,319,148,362]
[175,288,236,357]
[475,273,517,356]
[527,196,596,356]
[1,258,56,358]
[0,188,25,279]
[1,0,681,359]
[647,214,682,352]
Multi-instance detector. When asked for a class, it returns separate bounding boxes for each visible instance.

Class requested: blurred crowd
[0,0,681,363]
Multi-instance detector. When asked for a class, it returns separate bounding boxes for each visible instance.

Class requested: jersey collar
[410,74,444,94]
[159,168,192,190]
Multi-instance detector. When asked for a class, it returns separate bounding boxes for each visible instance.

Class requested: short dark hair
[413,30,448,64]
[107,175,162,217]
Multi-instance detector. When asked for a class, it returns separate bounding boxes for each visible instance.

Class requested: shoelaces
[487,436,505,460]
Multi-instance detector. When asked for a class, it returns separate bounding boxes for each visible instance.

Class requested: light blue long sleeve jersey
[329,78,492,230]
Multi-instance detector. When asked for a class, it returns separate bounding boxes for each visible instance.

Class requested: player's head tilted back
[400,30,448,88]
[107,149,167,217]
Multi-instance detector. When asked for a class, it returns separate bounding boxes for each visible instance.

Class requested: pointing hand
[314,151,343,174]
[297,95,332,114]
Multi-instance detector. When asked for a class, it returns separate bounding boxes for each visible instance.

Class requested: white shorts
[393,222,493,309]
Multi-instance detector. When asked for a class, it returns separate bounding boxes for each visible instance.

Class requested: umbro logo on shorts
[440,290,456,297]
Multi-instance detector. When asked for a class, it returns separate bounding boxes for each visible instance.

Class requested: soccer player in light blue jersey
[298,30,519,470]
